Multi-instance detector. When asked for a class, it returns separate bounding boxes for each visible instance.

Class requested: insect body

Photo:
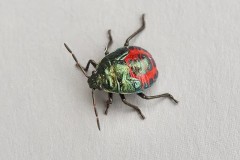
[64,14,178,130]
[88,46,158,94]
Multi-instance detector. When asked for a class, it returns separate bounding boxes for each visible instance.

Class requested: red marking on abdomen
[124,47,158,88]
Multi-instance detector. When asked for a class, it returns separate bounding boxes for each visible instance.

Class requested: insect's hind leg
[105,93,113,115]
[137,93,179,104]
[124,14,145,47]
[104,30,113,55]
[119,94,145,119]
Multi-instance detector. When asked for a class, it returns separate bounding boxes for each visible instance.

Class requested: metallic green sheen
[88,47,142,94]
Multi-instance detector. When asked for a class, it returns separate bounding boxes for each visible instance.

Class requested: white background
[0,0,240,159]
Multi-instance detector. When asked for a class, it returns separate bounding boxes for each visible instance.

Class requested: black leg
[83,60,98,71]
[105,93,113,115]
[124,14,145,47]
[137,93,179,103]
[104,30,113,55]
[119,94,145,119]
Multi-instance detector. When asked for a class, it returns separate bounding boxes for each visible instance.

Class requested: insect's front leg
[137,93,178,103]
[82,60,98,72]
[105,93,113,115]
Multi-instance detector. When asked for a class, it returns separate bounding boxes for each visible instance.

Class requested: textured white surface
[0,0,240,159]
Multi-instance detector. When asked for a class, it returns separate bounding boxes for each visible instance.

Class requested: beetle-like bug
[64,14,178,130]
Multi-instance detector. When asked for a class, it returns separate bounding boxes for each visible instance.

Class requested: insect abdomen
[124,46,158,90]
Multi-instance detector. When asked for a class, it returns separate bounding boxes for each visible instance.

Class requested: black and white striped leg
[105,93,113,115]
[119,94,145,119]
[137,93,178,103]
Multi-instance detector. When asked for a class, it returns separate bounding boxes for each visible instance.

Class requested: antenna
[92,89,101,130]
[64,43,89,78]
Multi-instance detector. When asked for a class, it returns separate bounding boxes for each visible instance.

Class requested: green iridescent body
[88,46,157,94]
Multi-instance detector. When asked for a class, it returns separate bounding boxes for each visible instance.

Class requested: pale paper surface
[0,0,240,159]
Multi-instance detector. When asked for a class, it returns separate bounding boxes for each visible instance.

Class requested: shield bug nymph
[64,14,178,130]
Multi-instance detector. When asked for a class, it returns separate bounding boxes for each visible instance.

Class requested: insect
[64,14,178,130]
